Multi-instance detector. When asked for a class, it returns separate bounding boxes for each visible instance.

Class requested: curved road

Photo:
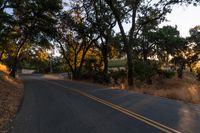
[9,75,200,133]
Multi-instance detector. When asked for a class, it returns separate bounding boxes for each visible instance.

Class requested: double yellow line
[44,80,181,133]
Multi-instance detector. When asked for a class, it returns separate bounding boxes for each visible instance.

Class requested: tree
[169,25,200,78]
[147,26,187,64]
[0,0,13,62]
[55,10,95,79]
[103,0,200,86]
[19,47,50,73]
[2,0,62,78]
[134,17,159,61]
[188,25,200,62]
[81,0,116,74]
[144,25,187,78]
[83,47,103,73]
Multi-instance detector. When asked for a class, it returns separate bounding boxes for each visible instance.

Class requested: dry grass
[0,72,24,129]
[44,71,200,104]
[0,64,9,74]
[131,71,200,104]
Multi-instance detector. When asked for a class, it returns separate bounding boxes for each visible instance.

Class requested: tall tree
[0,0,12,62]
[189,25,200,55]
[138,25,186,63]
[104,0,199,86]
[55,10,95,79]
[82,0,116,74]
[3,0,62,78]
[186,25,200,70]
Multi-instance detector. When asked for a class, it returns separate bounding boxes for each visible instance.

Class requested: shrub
[110,70,127,84]
[134,60,159,84]
[92,73,111,84]
[158,69,175,79]
[100,73,111,84]
[177,67,183,79]
[196,67,200,81]
[79,70,111,84]
[79,70,91,80]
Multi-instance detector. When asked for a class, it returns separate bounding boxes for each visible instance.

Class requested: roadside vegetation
[133,71,200,103]
[0,64,24,129]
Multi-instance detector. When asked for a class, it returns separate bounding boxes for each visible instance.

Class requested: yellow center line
[43,80,181,133]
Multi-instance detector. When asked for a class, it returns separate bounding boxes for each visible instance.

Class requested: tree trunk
[110,7,134,86]
[73,53,78,79]
[126,3,139,87]
[9,38,27,78]
[126,44,134,86]
[143,52,148,61]
[0,50,5,63]
[58,42,74,79]
[177,63,184,79]
[142,48,148,61]
[78,43,91,74]
[102,45,108,74]
[72,71,78,80]
[188,63,193,72]
[9,56,18,78]
[101,0,141,86]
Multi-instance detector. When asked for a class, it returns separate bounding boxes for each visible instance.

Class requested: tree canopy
[0,0,200,86]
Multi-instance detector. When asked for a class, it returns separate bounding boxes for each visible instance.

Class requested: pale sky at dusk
[6,0,200,38]
[160,4,200,37]
[114,4,200,38]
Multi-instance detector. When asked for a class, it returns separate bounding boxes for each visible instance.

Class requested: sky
[5,1,200,38]
[114,3,200,38]
[160,4,200,37]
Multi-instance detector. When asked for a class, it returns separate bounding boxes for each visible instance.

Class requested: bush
[177,67,183,79]
[92,73,111,84]
[110,70,127,84]
[158,69,175,79]
[79,71,111,84]
[134,60,159,84]
[79,70,91,80]
[196,67,200,81]
[99,74,111,84]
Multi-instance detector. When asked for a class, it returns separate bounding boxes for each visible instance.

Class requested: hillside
[0,72,24,129]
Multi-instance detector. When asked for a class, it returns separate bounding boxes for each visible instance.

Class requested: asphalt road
[9,75,200,133]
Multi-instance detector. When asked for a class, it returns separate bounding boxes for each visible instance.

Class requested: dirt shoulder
[0,72,24,130]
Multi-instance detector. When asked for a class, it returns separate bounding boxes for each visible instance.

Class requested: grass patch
[108,59,126,68]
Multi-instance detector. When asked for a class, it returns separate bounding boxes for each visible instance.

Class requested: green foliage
[108,60,126,68]
[0,0,63,77]
[171,56,187,66]
[187,25,200,66]
[110,70,127,84]
[134,60,159,84]
[158,69,176,79]
[79,71,110,84]
[189,25,200,47]
[51,57,69,73]
[1,0,199,83]
[103,0,198,86]
[84,57,98,71]
[93,73,111,84]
